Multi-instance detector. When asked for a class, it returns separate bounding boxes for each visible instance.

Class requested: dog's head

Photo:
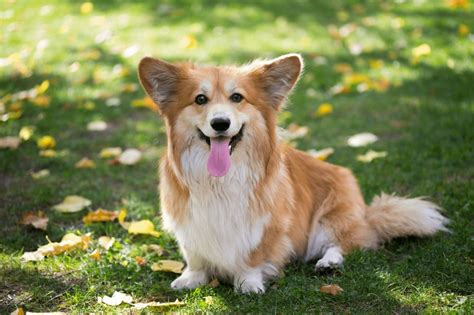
[138,54,303,178]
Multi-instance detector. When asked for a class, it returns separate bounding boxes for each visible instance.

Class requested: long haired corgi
[138,54,449,293]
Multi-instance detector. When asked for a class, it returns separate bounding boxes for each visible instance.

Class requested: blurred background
[1,0,473,313]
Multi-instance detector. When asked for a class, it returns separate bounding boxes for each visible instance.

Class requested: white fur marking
[315,246,344,270]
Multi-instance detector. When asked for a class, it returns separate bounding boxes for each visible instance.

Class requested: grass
[1,0,473,313]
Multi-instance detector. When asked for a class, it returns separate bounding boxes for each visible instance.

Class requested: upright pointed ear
[138,57,181,110]
[249,53,303,109]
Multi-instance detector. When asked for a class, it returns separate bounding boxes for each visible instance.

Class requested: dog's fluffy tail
[366,193,449,244]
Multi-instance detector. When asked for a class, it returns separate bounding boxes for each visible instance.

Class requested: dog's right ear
[138,57,180,110]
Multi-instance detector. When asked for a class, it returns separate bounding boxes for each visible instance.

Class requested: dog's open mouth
[197,125,244,177]
[197,124,244,155]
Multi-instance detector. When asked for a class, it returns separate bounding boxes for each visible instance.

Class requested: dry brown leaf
[53,195,91,213]
[320,284,343,296]
[151,260,184,274]
[208,278,220,288]
[82,209,119,224]
[20,211,48,231]
[0,136,21,149]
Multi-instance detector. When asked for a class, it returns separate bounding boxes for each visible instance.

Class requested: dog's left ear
[249,53,303,109]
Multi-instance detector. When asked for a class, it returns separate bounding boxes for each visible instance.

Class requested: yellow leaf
[182,35,198,49]
[447,0,469,9]
[53,195,91,213]
[22,233,92,261]
[0,136,20,150]
[151,260,184,273]
[128,220,161,237]
[411,44,431,59]
[132,96,159,112]
[99,291,133,306]
[80,2,94,14]
[36,80,50,94]
[39,149,57,157]
[20,210,48,231]
[368,59,384,69]
[10,307,25,315]
[458,23,470,37]
[333,63,352,74]
[320,284,343,295]
[118,208,127,224]
[204,296,214,305]
[31,169,50,179]
[307,148,334,161]
[133,299,185,310]
[357,150,387,163]
[37,135,56,149]
[98,236,115,250]
[75,157,96,169]
[100,147,122,159]
[19,126,34,141]
[89,248,101,261]
[32,95,51,107]
[118,148,142,165]
[83,208,119,224]
[315,103,333,117]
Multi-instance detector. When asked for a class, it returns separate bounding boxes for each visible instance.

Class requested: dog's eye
[230,93,243,103]
[195,94,208,105]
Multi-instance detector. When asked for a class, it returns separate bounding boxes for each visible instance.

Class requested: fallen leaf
[32,95,51,107]
[333,63,352,74]
[447,0,469,9]
[144,244,164,256]
[135,255,147,266]
[132,96,159,112]
[357,150,387,163]
[182,35,198,49]
[87,120,108,131]
[22,233,92,262]
[53,195,91,213]
[118,148,142,165]
[133,299,185,310]
[411,44,431,59]
[19,126,34,140]
[347,132,378,147]
[315,103,333,117]
[204,296,214,305]
[10,307,25,315]
[151,260,184,273]
[118,208,127,224]
[0,136,20,149]
[36,80,50,94]
[39,149,56,157]
[128,220,160,237]
[307,148,334,161]
[208,278,220,288]
[106,97,121,106]
[20,211,48,231]
[98,236,115,250]
[89,248,101,261]
[100,147,122,158]
[37,135,56,149]
[285,123,309,140]
[31,169,50,179]
[75,157,96,169]
[80,2,94,14]
[83,208,119,223]
[99,291,133,306]
[320,284,343,295]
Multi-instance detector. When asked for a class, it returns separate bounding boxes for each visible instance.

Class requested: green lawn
[1,0,473,313]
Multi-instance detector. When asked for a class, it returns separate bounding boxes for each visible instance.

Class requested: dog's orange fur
[138,54,448,293]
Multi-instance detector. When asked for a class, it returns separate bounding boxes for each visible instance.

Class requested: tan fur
[138,54,449,293]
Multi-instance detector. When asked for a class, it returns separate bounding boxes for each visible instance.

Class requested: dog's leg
[171,250,209,290]
[305,222,344,271]
[234,267,265,294]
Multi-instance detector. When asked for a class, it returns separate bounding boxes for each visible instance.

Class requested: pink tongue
[207,138,231,177]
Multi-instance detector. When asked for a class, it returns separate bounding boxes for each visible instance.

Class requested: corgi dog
[138,53,448,294]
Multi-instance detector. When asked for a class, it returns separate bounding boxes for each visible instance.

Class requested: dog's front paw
[171,269,209,290]
[234,269,265,294]
[315,247,344,271]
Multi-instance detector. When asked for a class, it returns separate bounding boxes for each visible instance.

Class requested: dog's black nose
[210,117,231,132]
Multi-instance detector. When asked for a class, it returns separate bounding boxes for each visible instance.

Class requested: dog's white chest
[169,147,268,272]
